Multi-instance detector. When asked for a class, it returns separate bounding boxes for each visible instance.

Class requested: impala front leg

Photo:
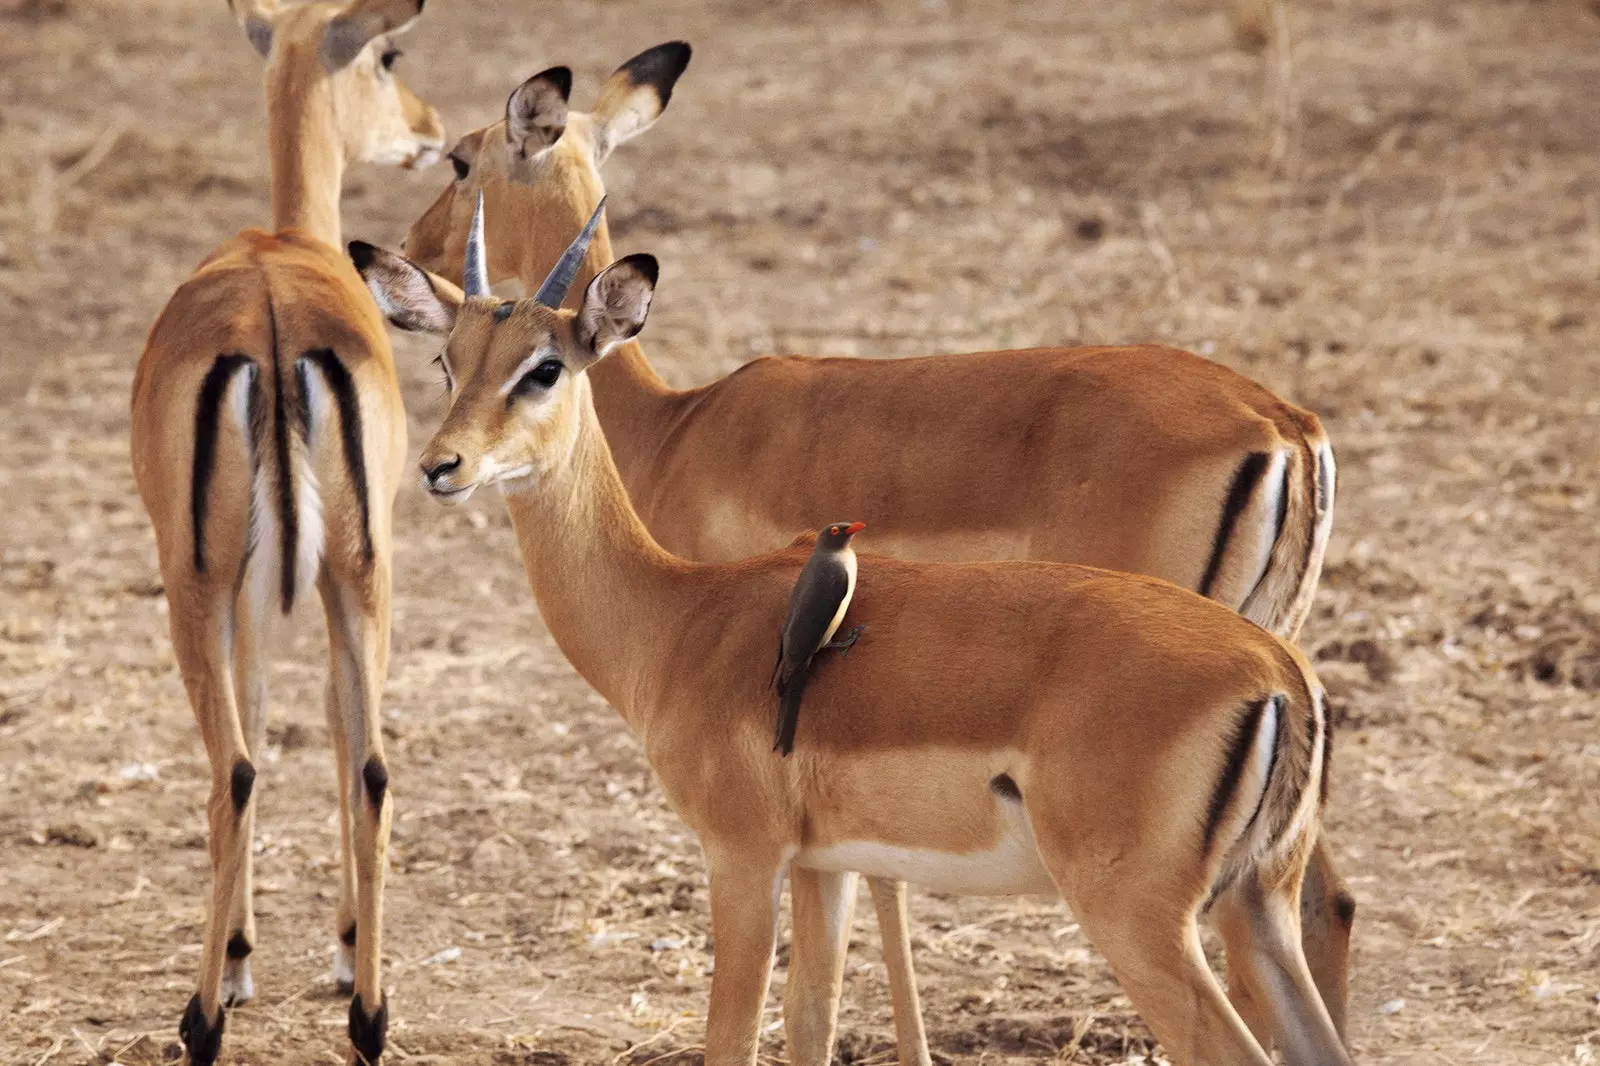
[784,867,857,1066]
[705,852,784,1066]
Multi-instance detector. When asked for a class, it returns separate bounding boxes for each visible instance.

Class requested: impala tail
[191,295,373,620]
[1222,415,1336,641]
[1204,668,1327,899]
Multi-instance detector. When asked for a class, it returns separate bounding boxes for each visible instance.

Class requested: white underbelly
[797,804,1057,896]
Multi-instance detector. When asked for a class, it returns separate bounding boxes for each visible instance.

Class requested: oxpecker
[772,522,866,756]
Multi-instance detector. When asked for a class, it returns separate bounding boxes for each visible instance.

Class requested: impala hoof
[179,993,225,1066]
[349,992,388,1063]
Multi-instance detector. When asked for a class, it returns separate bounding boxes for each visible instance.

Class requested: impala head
[403,41,691,294]
[351,198,657,503]
[820,523,866,549]
[226,0,445,169]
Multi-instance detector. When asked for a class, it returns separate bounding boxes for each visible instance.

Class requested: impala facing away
[355,215,1355,1066]
[129,1,442,1062]
[391,43,1354,1063]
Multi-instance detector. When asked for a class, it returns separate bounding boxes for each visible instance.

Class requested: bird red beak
[844,522,866,535]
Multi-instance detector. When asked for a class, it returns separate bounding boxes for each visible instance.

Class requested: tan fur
[360,261,1355,1066]
[395,49,1352,1066]
[129,2,440,1061]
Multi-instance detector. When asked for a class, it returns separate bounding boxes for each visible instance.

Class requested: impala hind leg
[704,853,784,1066]
[1299,837,1354,1039]
[220,601,270,1007]
[1066,896,1272,1066]
[168,596,253,1066]
[1213,872,1353,1066]
[784,868,857,1066]
[867,877,932,1066]
[319,570,394,1063]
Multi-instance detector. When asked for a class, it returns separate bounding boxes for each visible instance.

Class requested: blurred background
[0,0,1597,1063]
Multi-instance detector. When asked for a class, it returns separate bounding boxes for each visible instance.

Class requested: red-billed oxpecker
[773,522,867,755]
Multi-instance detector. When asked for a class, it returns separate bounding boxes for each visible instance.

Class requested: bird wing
[779,554,853,674]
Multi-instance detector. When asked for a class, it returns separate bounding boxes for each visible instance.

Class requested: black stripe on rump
[265,296,297,614]
[1202,693,1284,858]
[296,349,372,564]
[1198,451,1270,599]
[191,355,257,573]
[1241,453,1293,609]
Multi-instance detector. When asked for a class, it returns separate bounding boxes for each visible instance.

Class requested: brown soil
[2,0,1598,1063]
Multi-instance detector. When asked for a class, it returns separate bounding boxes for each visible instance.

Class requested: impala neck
[554,217,681,488]
[267,67,345,247]
[499,381,685,738]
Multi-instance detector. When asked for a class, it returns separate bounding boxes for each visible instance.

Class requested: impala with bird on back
[351,201,1356,1066]
[387,40,1354,1064]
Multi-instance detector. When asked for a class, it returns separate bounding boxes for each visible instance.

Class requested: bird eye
[380,47,402,71]
[514,358,563,396]
[450,155,470,181]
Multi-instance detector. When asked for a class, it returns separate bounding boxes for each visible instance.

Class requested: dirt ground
[2,0,1598,1063]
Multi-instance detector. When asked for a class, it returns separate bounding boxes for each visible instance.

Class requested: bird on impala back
[772,522,867,756]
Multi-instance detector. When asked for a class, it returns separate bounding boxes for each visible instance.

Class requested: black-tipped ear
[226,0,275,56]
[591,43,691,160]
[576,254,658,361]
[613,42,692,108]
[348,240,377,271]
[349,240,462,335]
[507,67,571,159]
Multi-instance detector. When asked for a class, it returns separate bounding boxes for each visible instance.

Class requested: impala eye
[380,47,402,71]
[450,155,470,181]
[514,358,563,396]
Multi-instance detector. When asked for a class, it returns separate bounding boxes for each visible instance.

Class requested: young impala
[388,43,1354,1064]
[353,211,1354,1066]
[129,1,442,1061]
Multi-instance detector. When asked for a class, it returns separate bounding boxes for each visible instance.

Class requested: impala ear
[226,0,276,57]
[575,255,657,363]
[323,0,424,71]
[591,42,691,162]
[507,67,572,160]
[349,240,462,335]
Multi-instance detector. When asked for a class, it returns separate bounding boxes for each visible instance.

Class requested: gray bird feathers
[772,522,866,755]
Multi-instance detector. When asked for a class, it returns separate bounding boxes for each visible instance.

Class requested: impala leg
[1214,871,1353,1066]
[221,599,269,1008]
[704,853,784,1066]
[320,570,393,1064]
[169,597,252,1066]
[1299,837,1354,1040]
[784,867,856,1066]
[867,877,931,1066]
[325,670,359,993]
[1069,898,1272,1066]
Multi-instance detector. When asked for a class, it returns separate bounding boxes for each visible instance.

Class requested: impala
[129,1,442,1061]
[392,43,1356,1063]
[353,211,1354,1066]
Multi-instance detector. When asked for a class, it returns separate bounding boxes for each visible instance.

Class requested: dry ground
[2,0,1598,1063]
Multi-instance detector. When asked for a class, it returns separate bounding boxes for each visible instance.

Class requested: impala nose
[421,454,461,487]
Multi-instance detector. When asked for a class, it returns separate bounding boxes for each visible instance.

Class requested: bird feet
[823,624,866,657]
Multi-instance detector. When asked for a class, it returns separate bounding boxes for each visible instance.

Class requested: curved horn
[462,191,490,298]
[534,195,607,308]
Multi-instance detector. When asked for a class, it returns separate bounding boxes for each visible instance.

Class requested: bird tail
[773,670,808,756]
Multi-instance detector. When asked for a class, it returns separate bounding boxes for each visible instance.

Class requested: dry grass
[2,0,1598,1063]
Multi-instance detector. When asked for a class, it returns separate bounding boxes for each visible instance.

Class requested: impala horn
[533,195,607,308]
[462,191,490,298]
